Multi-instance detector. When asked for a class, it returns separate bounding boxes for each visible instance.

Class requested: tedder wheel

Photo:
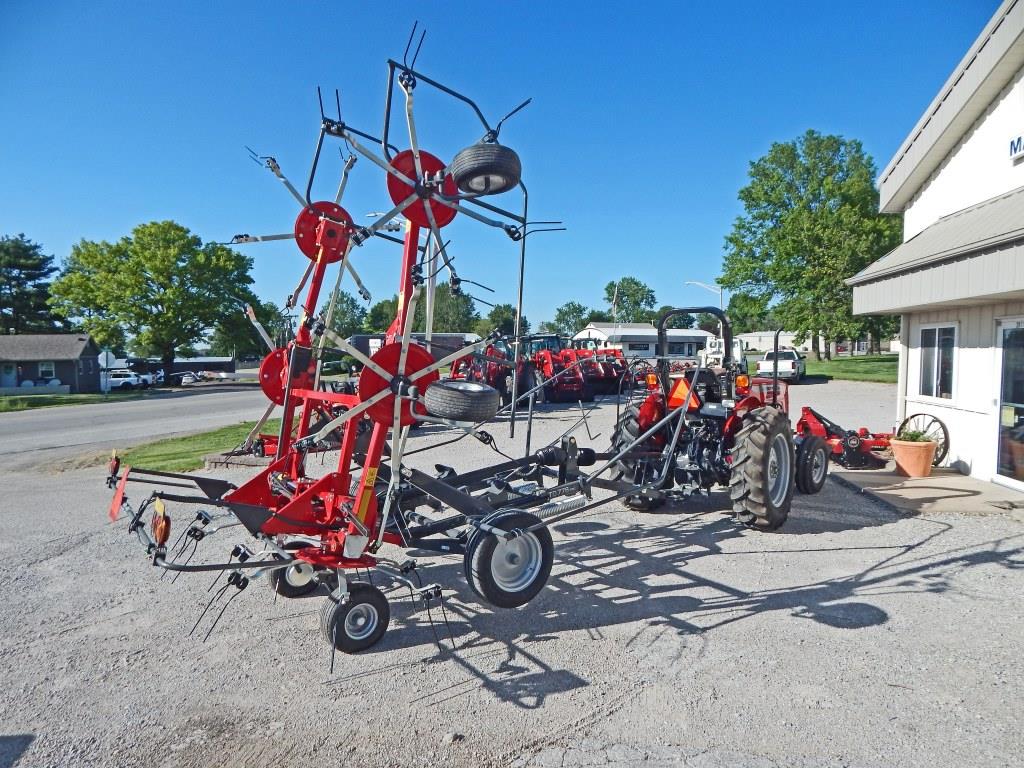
[729,406,795,530]
[795,435,829,494]
[449,142,522,195]
[464,510,553,609]
[898,413,949,466]
[424,380,500,423]
[320,582,390,653]
[610,403,667,511]
[269,542,320,598]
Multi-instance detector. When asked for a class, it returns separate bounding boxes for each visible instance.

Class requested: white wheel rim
[811,448,827,485]
[344,602,379,641]
[284,563,314,588]
[768,434,791,507]
[491,533,543,592]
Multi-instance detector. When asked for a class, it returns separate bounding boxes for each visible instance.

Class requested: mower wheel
[795,435,829,494]
[465,510,553,608]
[449,142,522,195]
[424,380,500,423]
[729,406,794,530]
[320,581,390,653]
[269,542,320,598]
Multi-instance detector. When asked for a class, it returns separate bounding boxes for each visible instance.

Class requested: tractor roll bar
[656,305,733,391]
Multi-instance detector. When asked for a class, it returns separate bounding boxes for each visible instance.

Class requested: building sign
[1011,135,1024,161]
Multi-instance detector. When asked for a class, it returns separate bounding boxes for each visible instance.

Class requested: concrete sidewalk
[831,463,1024,519]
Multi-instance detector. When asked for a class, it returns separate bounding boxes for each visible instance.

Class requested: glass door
[997,320,1024,483]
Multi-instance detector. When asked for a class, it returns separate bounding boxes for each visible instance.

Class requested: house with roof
[573,322,714,359]
[848,0,1024,487]
[0,334,102,393]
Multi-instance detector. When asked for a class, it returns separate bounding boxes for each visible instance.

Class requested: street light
[685,280,724,309]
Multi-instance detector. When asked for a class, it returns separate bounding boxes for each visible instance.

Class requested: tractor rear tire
[464,510,553,608]
[729,406,794,530]
[449,142,522,195]
[424,380,500,423]
[611,404,667,512]
[795,435,829,494]
[320,582,390,653]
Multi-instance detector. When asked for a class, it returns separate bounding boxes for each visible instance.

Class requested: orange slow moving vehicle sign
[667,378,701,412]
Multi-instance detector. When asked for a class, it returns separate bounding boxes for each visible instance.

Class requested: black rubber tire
[898,413,949,466]
[269,542,319,598]
[449,142,522,195]
[120,382,134,391]
[465,510,553,609]
[424,380,500,422]
[610,404,667,512]
[795,435,829,495]
[320,582,390,653]
[729,406,794,530]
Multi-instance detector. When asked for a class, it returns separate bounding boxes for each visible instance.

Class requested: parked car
[106,370,143,390]
[755,349,806,383]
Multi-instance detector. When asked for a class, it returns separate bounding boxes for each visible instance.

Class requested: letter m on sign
[1011,136,1024,157]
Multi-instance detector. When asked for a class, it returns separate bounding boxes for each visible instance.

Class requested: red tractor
[610,307,828,527]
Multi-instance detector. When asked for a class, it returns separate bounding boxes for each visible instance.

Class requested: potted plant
[890,428,937,478]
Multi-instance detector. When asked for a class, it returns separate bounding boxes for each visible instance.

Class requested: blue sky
[0,1,996,327]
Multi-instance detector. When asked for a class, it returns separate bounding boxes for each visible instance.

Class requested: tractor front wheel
[729,406,794,530]
[611,404,667,512]
[320,582,390,653]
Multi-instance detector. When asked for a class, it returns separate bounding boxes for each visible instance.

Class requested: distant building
[573,322,714,359]
[736,331,813,353]
[0,334,101,393]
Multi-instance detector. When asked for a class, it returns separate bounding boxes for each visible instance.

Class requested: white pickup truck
[755,349,806,383]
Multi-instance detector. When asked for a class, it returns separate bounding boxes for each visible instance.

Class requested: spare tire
[449,143,522,195]
[424,380,500,423]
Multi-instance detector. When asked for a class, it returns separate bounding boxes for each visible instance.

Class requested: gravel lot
[1,382,1021,768]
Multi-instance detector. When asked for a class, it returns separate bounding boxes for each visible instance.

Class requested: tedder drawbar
[106,36,826,656]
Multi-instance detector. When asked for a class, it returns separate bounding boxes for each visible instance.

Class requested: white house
[849,0,1024,488]
[735,331,814,353]
[573,322,714,359]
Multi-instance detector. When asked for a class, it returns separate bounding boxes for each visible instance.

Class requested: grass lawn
[0,391,152,413]
[120,419,281,473]
[804,354,898,383]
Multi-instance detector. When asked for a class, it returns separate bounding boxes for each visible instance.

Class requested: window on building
[38,361,56,380]
[627,343,649,352]
[667,343,685,355]
[920,326,955,399]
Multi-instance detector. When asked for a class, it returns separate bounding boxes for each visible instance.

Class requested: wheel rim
[767,434,792,507]
[344,602,379,641]
[490,533,543,593]
[903,413,948,464]
[811,447,827,485]
[284,563,314,588]
[448,380,487,394]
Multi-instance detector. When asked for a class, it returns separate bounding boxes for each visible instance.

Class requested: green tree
[0,234,66,333]
[604,277,656,323]
[725,292,773,334]
[552,301,591,335]
[208,300,290,358]
[474,303,529,338]
[49,221,255,376]
[695,313,722,334]
[583,309,612,325]
[720,130,902,360]
[364,297,398,332]
[325,289,368,339]
[644,304,694,329]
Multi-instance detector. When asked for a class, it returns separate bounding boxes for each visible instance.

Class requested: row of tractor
[449,333,633,404]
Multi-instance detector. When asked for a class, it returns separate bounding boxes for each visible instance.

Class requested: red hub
[358,342,439,426]
[386,149,458,228]
[294,201,353,263]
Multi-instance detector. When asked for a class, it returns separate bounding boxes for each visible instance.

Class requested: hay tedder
[106,35,826,657]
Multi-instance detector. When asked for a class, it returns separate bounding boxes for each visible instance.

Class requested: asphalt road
[1,388,1021,768]
[0,387,271,471]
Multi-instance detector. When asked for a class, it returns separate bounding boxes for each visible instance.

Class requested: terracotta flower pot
[890,439,936,478]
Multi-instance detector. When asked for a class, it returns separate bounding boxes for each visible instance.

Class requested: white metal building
[573,322,714,359]
[849,0,1024,487]
[735,331,814,353]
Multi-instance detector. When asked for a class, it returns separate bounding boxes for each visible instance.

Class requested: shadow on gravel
[0,735,33,768]
[328,513,1024,709]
